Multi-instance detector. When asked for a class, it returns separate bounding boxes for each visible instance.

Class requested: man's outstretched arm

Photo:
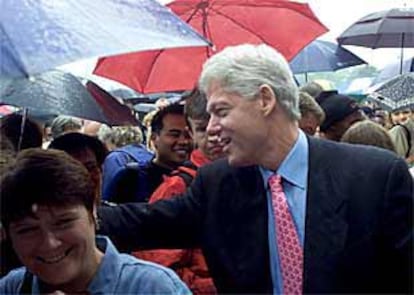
[98,188,203,252]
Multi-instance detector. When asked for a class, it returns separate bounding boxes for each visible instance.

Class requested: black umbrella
[368,73,414,111]
[337,7,414,73]
[0,70,135,125]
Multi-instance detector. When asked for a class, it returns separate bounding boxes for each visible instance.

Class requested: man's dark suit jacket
[99,137,413,294]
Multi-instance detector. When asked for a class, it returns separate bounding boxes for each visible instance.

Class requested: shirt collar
[88,236,122,294]
[260,130,308,189]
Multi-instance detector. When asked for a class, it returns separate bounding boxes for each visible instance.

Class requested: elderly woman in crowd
[97,125,145,151]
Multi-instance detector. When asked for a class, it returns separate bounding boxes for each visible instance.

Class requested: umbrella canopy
[109,88,141,100]
[337,7,414,74]
[0,0,209,78]
[368,73,414,111]
[371,56,414,85]
[289,40,366,75]
[94,0,328,94]
[337,8,414,48]
[85,81,139,126]
[0,70,136,125]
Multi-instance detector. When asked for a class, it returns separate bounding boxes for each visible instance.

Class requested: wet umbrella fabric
[94,0,327,94]
[289,40,366,74]
[0,0,209,78]
[85,81,139,126]
[0,70,132,125]
[368,73,414,111]
[337,8,414,74]
[337,8,414,48]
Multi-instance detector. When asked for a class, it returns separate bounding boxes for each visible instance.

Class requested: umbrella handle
[400,33,405,75]
[17,108,29,152]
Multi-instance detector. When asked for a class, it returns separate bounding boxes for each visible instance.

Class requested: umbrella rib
[183,2,203,23]
[208,7,269,44]
[143,49,169,93]
[373,11,391,49]
[203,3,215,57]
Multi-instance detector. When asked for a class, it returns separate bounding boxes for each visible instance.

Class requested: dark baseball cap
[316,91,360,132]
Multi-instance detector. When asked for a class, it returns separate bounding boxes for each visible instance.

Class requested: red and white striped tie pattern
[269,174,303,294]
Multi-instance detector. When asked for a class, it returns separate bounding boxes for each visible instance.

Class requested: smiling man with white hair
[98,44,413,294]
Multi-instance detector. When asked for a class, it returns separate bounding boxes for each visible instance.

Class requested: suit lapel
[303,138,349,292]
[222,166,272,289]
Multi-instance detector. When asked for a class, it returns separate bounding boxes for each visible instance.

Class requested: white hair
[199,44,300,120]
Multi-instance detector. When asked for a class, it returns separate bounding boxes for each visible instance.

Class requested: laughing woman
[0,148,190,294]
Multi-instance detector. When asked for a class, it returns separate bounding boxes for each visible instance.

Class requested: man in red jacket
[135,88,225,294]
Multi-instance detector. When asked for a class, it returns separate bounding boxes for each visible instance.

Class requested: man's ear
[186,120,195,139]
[150,132,158,149]
[187,126,195,139]
[259,84,276,116]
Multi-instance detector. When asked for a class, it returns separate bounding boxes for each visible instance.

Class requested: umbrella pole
[400,33,405,75]
[17,108,28,152]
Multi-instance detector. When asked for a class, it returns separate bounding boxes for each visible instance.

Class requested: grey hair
[50,115,82,139]
[97,125,143,148]
[199,44,300,121]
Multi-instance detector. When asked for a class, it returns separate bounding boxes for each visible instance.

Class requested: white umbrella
[368,73,414,111]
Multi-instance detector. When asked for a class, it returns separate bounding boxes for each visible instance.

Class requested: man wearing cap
[316,91,365,141]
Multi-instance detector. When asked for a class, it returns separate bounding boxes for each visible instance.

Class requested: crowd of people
[0,44,412,294]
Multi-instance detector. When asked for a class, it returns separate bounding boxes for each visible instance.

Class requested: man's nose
[207,115,221,136]
[177,131,192,144]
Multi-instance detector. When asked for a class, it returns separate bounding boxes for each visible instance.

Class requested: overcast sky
[61,0,414,83]
[301,0,414,68]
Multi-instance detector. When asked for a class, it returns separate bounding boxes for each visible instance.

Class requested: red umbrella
[94,0,328,94]
[85,81,139,126]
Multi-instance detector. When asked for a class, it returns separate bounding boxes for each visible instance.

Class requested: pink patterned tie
[269,174,303,294]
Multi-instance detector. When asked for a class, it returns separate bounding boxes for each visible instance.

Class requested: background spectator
[341,120,396,152]
[316,91,365,141]
[0,113,43,152]
[50,115,82,139]
[49,132,108,204]
[298,91,325,136]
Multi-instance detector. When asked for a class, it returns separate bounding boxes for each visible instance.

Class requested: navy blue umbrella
[0,0,209,78]
[290,40,366,79]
